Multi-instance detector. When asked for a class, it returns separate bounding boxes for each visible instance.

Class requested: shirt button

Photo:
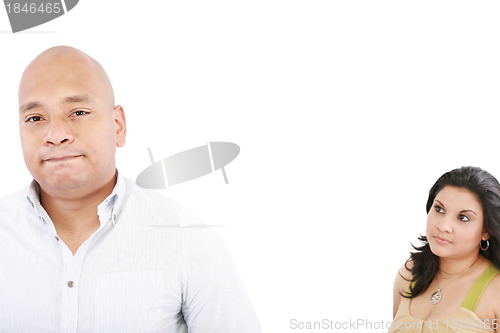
[67,281,74,288]
[54,236,59,241]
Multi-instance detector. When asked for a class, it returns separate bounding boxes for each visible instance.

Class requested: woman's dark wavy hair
[403,166,500,298]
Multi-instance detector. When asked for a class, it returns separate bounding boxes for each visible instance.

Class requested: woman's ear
[482,228,491,241]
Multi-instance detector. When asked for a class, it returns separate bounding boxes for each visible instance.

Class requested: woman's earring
[480,239,490,251]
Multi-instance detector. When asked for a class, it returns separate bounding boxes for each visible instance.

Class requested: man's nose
[44,119,74,145]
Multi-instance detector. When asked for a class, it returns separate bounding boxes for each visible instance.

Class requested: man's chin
[39,175,89,195]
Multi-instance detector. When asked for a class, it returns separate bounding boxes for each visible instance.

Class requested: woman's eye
[459,214,470,222]
[26,116,42,122]
[434,205,444,213]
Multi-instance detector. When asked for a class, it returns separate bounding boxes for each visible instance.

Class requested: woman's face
[426,185,489,259]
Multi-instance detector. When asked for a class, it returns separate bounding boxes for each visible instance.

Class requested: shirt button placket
[60,249,83,333]
[61,276,78,332]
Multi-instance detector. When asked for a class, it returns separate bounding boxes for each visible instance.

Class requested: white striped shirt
[0,174,260,332]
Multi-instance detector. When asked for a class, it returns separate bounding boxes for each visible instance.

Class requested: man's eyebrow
[19,102,41,113]
[19,95,95,114]
[62,95,95,104]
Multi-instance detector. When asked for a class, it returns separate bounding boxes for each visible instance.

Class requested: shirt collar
[26,170,127,227]
[100,170,126,226]
[26,180,45,220]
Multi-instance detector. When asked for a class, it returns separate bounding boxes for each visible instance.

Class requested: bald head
[18,45,127,198]
[19,46,115,110]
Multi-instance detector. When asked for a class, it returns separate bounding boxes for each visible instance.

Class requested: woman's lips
[434,236,452,245]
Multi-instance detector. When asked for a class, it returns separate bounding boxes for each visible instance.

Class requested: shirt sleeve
[180,227,261,332]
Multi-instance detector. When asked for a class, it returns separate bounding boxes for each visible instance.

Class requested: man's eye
[459,214,470,222]
[434,205,444,213]
[26,116,42,122]
[71,110,89,117]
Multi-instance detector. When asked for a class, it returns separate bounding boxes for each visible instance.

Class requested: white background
[1,1,500,332]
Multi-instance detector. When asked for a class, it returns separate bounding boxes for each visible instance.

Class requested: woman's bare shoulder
[482,271,500,316]
[393,260,413,318]
[395,260,413,286]
[474,267,500,322]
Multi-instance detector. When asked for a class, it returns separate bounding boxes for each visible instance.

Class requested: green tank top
[388,264,500,333]
[461,264,500,311]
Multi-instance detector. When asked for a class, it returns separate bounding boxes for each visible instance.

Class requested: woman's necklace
[430,257,479,305]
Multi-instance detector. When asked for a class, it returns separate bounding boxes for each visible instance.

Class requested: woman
[390,166,500,332]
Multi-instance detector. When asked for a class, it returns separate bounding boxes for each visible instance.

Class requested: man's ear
[113,105,126,147]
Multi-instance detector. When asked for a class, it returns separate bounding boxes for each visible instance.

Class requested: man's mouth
[44,155,82,162]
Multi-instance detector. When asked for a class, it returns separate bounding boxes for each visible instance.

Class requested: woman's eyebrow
[434,199,444,207]
[435,199,477,215]
[460,209,477,216]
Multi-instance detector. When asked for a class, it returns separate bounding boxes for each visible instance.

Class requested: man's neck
[38,175,117,254]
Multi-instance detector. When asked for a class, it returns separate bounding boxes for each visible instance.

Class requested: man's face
[18,52,126,196]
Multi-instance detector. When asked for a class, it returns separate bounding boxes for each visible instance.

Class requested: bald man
[0,46,261,333]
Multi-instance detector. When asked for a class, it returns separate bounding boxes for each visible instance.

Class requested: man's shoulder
[121,177,204,227]
[0,186,30,215]
[121,178,226,246]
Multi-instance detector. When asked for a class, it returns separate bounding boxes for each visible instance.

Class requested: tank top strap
[461,264,500,312]
[407,280,415,293]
